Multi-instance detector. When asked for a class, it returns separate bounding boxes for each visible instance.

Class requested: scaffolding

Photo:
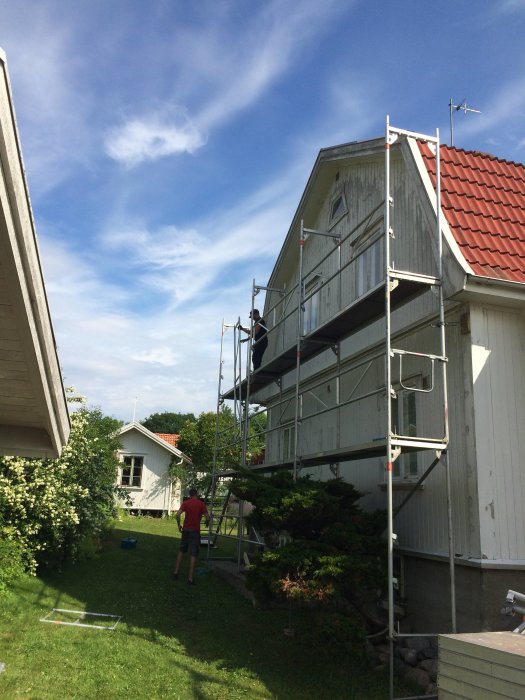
[212,118,453,700]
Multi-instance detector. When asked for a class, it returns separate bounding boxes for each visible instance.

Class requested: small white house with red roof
[117,422,191,515]
[238,128,525,633]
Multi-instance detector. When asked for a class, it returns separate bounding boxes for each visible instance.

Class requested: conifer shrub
[231,470,386,656]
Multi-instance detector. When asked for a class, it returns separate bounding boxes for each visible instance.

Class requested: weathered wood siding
[118,430,181,513]
[262,144,485,559]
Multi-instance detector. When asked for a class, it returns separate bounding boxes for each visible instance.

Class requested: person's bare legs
[188,554,197,583]
[174,550,184,576]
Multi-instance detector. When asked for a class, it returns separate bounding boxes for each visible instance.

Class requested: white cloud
[105,110,206,166]
[131,347,179,367]
[41,234,221,419]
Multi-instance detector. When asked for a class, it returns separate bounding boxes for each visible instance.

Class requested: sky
[0,0,524,423]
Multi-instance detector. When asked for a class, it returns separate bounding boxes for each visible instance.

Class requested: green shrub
[0,533,27,595]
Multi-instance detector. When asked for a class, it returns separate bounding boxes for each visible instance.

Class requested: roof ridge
[440,144,525,172]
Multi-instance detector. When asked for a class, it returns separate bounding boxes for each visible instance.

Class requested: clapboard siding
[439,633,525,699]
[471,305,525,560]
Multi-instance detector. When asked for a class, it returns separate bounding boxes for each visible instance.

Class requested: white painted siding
[471,304,525,560]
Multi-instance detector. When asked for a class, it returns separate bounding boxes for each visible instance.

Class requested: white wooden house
[117,422,191,515]
[0,49,69,458]
[227,126,525,633]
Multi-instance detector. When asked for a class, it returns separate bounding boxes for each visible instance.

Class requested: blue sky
[0,0,524,422]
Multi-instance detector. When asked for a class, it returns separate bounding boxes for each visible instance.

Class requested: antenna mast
[449,98,481,147]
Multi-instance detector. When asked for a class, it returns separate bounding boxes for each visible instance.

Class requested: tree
[177,406,266,492]
[141,411,196,434]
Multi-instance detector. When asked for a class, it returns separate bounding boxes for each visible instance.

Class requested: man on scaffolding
[239,309,268,371]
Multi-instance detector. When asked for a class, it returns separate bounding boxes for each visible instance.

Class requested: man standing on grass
[173,488,209,585]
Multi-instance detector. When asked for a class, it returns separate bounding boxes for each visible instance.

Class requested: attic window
[329,192,348,229]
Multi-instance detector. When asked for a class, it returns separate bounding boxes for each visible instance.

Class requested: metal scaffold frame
[212,117,454,700]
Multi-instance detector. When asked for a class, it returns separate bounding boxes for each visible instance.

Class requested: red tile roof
[155,433,179,447]
[419,143,525,283]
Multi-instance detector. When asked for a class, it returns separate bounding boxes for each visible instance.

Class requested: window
[355,235,383,298]
[282,425,295,461]
[329,191,348,229]
[303,276,320,335]
[121,456,144,487]
[392,390,418,479]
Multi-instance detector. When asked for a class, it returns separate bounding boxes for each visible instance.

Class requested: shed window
[121,455,144,487]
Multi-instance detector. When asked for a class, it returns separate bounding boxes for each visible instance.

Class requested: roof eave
[453,274,525,308]
[0,50,70,458]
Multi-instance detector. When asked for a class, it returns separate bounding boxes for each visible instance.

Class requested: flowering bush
[0,400,122,578]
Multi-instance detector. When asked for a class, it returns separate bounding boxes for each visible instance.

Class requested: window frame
[352,225,384,298]
[120,455,144,489]
[328,190,348,230]
[282,425,295,462]
[391,385,419,480]
[303,274,322,335]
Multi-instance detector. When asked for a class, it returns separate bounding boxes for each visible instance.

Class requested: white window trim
[120,454,144,489]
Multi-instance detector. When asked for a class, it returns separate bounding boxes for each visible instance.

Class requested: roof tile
[155,433,179,447]
[419,143,525,284]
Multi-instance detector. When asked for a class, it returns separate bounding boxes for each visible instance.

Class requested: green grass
[0,517,413,699]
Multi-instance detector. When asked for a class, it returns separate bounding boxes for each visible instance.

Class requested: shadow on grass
[11,519,396,699]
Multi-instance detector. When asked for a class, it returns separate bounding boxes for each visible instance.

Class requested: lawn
[0,516,412,699]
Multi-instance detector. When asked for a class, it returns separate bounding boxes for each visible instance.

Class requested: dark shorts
[180,529,200,556]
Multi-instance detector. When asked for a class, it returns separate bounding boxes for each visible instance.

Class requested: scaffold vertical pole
[435,128,456,633]
[385,115,396,700]
[293,221,306,481]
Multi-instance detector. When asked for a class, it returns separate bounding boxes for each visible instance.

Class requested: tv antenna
[449,98,481,147]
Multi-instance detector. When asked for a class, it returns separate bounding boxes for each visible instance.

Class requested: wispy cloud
[105,0,348,167]
[495,0,525,15]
